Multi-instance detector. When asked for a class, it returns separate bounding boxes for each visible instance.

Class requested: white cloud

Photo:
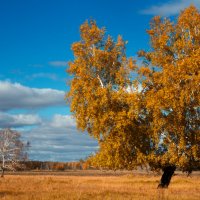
[49,61,67,67]
[0,112,98,161]
[0,112,42,128]
[0,80,94,162]
[140,0,200,16]
[0,81,66,111]
[21,114,98,162]
[28,64,44,68]
[27,73,59,81]
[51,114,76,128]
[0,80,97,161]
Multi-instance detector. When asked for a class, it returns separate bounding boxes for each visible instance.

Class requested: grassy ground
[0,171,199,200]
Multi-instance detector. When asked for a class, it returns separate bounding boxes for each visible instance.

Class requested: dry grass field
[0,171,199,200]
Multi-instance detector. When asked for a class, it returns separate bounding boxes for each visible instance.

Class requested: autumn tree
[0,128,29,177]
[67,6,200,188]
[67,20,150,170]
[138,5,200,187]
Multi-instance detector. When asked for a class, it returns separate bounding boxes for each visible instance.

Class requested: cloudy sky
[0,0,199,161]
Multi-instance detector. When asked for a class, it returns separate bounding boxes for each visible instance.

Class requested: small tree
[0,128,29,177]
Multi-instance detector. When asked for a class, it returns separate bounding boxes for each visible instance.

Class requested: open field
[0,171,199,200]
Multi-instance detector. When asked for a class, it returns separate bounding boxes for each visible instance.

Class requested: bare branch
[97,75,104,88]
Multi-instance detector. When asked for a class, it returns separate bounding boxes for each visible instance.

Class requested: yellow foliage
[138,5,200,171]
[67,6,200,172]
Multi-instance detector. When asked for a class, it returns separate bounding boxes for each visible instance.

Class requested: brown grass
[0,171,199,200]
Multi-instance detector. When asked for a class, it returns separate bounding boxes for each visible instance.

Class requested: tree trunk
[157,166,176,188]
[1,167,5,178]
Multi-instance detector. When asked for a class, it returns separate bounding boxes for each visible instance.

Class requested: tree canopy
[67,5,200,185]
[138,5,200,173]
[67,20,149,170]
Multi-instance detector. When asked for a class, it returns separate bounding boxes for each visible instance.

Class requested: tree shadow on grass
[0,191,24,198]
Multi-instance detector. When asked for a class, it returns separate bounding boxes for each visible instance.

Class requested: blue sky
[0,0,199,161]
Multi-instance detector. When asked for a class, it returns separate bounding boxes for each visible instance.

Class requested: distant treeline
[20,160,93,171]
[2,160,200,172]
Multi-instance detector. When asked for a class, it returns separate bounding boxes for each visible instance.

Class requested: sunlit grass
[0,172,199,199]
